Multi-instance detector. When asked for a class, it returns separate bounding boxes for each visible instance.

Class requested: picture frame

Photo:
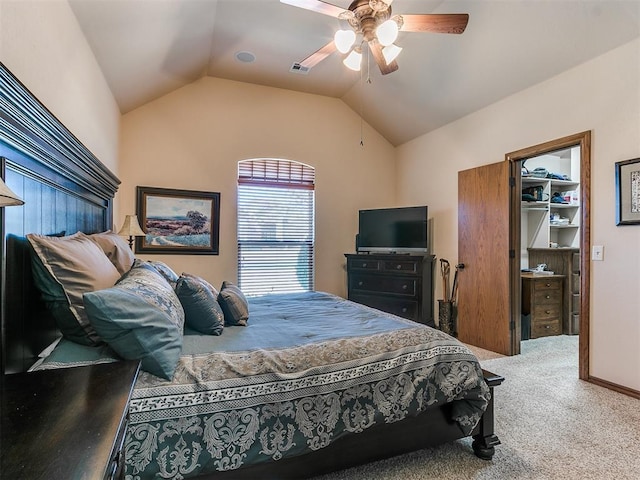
[136,186,220,254]
[615,158,640,225]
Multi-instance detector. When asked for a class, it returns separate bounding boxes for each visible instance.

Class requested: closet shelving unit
[521,176,580,251]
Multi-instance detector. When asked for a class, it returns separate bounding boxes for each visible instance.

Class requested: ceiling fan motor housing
[347,0,392,41]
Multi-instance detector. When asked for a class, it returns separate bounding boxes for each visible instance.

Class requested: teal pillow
[175,274,224,335]
[83,260,185,380]
[218,281,249,326]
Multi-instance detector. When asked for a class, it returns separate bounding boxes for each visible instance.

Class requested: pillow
[89,230,135,275]
[175,274,224,335]
[27,232,121,346]
[218,281,249,326]
[147,260,179,289]
[83,260,185,380]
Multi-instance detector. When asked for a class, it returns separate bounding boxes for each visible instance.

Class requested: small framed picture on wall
[615,158,640,225]
[136,186,220,254]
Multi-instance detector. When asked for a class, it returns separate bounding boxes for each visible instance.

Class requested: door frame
[506,131,591,380]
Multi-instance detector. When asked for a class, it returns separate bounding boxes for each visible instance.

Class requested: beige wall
[119,77,396,296]
[397,38,640,392]
[0,0,120,175]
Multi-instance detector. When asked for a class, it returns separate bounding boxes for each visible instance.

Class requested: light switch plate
[592,245,604,261]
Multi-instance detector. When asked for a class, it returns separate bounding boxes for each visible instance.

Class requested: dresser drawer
[350,294,419,322]
[381,259,420,274]
[348,258,380,271]
[532,303,561,319]
[532,278,562,292]
[531,318,561,338]
[350,274,418,296]
[533,289,560,305]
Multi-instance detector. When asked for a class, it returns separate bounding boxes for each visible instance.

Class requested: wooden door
[457,161,516,355]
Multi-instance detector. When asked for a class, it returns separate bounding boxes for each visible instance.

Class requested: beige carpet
[312,335,640,480]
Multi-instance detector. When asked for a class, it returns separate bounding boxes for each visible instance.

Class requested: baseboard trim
[588,376,640,399]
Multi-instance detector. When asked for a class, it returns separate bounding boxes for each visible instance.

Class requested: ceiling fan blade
[280,0,346,18]
[368,38,399,75]
[399,14,469,34]
[299,40,337,69]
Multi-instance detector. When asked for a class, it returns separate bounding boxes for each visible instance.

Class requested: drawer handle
[545,295,550,299]
[401,307,407,313]
[402,284,408,290]
[545,283,551,287]
[396,264,402,270]
[362,263,367,268]
[545,310,551,314]
[545,325,550,329]
[358,281,363,286]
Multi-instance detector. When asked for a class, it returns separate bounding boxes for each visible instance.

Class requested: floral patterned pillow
[83,260,184,380]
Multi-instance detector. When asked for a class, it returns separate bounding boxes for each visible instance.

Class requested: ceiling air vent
[290,63,310,75]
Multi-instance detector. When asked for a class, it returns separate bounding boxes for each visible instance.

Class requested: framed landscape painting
[136,186,220,254]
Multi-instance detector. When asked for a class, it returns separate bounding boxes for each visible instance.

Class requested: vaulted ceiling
[69,0,640,146]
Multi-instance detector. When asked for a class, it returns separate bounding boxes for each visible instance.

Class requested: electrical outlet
[592,245,604,261]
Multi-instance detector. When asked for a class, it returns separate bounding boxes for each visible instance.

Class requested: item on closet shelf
[547,172,571,181]
[530,167,549,178]
[572,191,579,205]
[532,263,554,275]
[551,192,567,203]
[523,185,546,201]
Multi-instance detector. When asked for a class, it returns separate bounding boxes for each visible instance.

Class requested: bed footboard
[472,369,504,460]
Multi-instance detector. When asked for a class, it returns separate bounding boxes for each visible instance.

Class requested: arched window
[237,159,315,295]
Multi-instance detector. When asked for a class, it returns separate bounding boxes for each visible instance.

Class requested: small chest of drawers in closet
[521,273,564,339]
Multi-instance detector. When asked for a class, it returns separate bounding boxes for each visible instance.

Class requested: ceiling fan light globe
[382,43,402,64]
[343,49,362,71]
[377,19,399,46]
[334,29,356,54]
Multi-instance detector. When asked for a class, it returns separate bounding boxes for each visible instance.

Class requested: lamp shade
[343,48,362,71]
[376,18,399,46]
[334,29,356,54]
[382,43,402,64]
[117,215,146,237]
[0,178,24,207]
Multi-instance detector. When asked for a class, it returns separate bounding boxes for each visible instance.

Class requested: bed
[0,62,502,479]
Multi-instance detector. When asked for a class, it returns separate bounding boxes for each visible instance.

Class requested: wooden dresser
[521,273,564,339]
[345,253,435,327]
[1,360,140,480]
[528,248,580,334]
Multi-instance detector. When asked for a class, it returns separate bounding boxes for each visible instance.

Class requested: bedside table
[1,360,140,480]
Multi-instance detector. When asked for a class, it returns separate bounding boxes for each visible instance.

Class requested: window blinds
[237,160,315,296]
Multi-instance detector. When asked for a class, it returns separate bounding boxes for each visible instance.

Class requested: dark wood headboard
[0,62,120,374]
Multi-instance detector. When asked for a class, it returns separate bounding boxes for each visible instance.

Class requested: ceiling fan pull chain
[366,43,372,84]
[360,60,365,147]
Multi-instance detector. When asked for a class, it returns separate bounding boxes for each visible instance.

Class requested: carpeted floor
[312,335,640,480]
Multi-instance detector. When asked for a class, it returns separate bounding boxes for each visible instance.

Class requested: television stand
[344,253,435,327]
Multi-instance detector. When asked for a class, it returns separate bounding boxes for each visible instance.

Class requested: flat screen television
[357,206,428,254]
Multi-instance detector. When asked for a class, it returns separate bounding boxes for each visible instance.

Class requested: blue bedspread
[36,292,490,479]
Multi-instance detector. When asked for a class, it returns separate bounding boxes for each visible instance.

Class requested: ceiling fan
[280,0,469,75]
